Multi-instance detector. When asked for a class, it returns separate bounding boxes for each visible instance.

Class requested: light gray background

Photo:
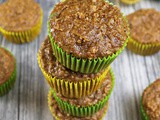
[0,0,160,120]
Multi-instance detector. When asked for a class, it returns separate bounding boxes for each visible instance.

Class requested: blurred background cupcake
[0,0,43,44]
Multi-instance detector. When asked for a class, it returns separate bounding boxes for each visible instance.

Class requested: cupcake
[38,37,110,98]
[121,0,140,4]
[127,9,160,55]
[48,89,109,120]
[141,79,160,120]
[0,47,16,96]
[51,69,114,117]
[0,0,43,44]
[48,0,129,73]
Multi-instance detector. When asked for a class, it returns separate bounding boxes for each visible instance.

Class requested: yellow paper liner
[127,37,160,56]
[48,90,109,120]
[37,53,110,99]
[121,0,140,4]
[0,9,43,44]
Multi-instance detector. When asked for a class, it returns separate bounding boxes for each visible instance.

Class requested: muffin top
[49,92,108,120]
[56,71,113,107]
[0,47,15,85]
[142,79,160,120]
[127,9,160,44]
[39,37,106,81]
[49,0,129,59]
[0,0,42,31]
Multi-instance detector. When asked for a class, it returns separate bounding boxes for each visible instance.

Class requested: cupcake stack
[38,0,129,119]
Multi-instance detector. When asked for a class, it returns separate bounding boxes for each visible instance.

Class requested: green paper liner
[140,99,150,120]
[47,4,129,74]
[37,53,110,98]
[121,0,140,4]
[48,90,109,120]
[0,9,43,44]
[50,69,115,117]
[0,48,16,96]
[127,37,160,56]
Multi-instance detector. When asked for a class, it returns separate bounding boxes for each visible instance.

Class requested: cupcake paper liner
[121,0,140,4]
[50,69,115,117]
[127,37,160,56]
[38,53,110,98]
[140,99,149,120]
[48,90,109,120]
[0,9,43,44]
[48,6,129,74]
[0,65,16,96]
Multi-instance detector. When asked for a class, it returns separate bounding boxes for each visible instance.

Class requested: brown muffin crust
[0,47,15,85]
[39,37,105,81]
[127,9,160,44]
[56,72,112,107]
[49,0,128,59]
[0,0,42,31]
[49,93,108,120]
[142,79,160,120]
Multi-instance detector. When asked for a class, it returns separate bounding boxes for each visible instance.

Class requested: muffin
[38,37,110,98]
[0,47,16,96]
[121,0,140,4]
[48,90,109,120]
[141,79,160,120]
[127,9,160,55]
[0,0,43,44]
[51,69,114,117]
[48,0,129,73]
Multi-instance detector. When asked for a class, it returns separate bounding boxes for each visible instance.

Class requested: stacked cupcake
[38,0,129,119]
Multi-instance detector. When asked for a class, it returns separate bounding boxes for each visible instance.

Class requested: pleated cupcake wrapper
[47,5,129,74]
[0,65,16,96]
[121,0,140,4]
[38,54,110,98]
[0,9,43,44]
[127,37,160,56]
[50,69,115,117]
[48,90,109,120]
[140,99,150,120]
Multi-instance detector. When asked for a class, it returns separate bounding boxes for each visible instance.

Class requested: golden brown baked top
[49,93,108,120]
[56,72,112,107]
[0,0,42,31]
[127,9,160,44]
[142,79,160,120]
[0,47,15,85]
[49,0,129,59]
[39,37,105,81]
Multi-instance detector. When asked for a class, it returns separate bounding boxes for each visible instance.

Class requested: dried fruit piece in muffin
[0,47,16,96]
[141,79,160,120]
[127,9,160,55]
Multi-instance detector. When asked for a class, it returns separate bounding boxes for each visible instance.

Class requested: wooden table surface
[0,0,159,120]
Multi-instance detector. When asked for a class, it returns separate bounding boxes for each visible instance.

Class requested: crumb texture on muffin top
[142,79,160,120]
[127,9,160,44]
[0,47,15,85]
[39,37,105,81]
[0,0,42,31]
[49,0,128,59]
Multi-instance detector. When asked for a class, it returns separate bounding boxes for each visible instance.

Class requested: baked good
[48,0,129,73]
[0,0,43,44]
[121,0,140,4]
[51,69,114,117]
[38,37,110,98]
[0,47,16,96]
[127,9,160,55]
[141,79,160,120]
[48,90,109,120]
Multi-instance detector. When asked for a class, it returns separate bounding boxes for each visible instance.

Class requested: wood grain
[0,0,159,120]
